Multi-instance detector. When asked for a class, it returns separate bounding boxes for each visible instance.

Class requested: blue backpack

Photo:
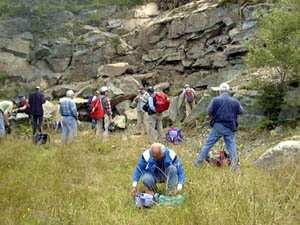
[166,128,184,144]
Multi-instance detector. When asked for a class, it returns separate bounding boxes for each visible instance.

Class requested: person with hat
[146,86,164,142]
[133,85,149,135]
[99,86,113,136]
[28,86,46,138]
[182,84,196,118]
[59,90,78,144]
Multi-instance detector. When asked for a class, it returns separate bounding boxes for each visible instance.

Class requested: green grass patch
[0,132,299,225]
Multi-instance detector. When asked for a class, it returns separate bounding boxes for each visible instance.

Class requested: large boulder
[97,62,133,78]
[254,139,300,168]
[106,76,140,105]
[114,115,126,129]
[115,100,131,114]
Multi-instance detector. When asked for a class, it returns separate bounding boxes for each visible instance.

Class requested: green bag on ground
[158,194,185,207]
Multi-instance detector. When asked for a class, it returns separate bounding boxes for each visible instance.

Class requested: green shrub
[246,0,300,84]
[256,82,286,129]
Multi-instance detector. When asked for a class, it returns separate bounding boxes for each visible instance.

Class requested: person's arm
[105,97,113,120]
[174,157,185,192]
[41,94,46,104]
[148,96,156,112]
[237,102,245,115]
[132,155,147,196]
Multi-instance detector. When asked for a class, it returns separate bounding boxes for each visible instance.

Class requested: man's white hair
[150,143,165,151]
[66,90,75,97]
[219,83,230,93]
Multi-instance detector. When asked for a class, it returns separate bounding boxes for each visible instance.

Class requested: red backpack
[154,92,170,113]
[90,98,105,120]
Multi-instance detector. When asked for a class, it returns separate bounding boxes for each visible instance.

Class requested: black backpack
[34,133,49,145]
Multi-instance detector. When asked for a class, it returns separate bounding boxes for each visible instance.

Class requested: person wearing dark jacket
[28,86,45,136]
[194,83,244,170]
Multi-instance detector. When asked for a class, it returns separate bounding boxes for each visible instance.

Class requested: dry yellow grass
[0,130,299,225]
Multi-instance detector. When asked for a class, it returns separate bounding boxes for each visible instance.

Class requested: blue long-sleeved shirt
[148,95,156,113]
[207,93,244,131]
[132,147,185,187]
[59,98,78,119]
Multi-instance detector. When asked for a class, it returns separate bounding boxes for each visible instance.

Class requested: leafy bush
[246,0,300,84]
[256,82,286,129]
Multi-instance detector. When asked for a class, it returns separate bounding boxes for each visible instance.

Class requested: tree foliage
[246,0,300,84]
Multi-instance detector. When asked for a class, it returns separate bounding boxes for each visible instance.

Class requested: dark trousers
[31,115,43,135]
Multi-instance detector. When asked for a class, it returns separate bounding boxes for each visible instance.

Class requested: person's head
[66,90,75,99]
[219,83,230,95]
[184,84,190,89]
[139,85,145,94]
[95,90,100,97]
[36,86,41,92]
[150,143,165,161]
[147,86,155,95]
[100,86,109,96]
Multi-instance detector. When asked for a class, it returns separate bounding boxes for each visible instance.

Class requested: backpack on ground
[154,92,170,113]
[206,150,231,167]
[90,98,105,120]
[185,90,195,103]
[166,128,184,144]
[34,133,49,145]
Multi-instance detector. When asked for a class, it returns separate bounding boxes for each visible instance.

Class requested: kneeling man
[131,143,185,196]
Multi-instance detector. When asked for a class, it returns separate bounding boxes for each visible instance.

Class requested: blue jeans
[61,116,77,143]
[196,123,238,169]
[142,165,178,193]
[0,112,5,137]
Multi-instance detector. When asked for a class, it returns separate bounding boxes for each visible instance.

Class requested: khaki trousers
[137,111,148,135]
[95,114,110,137]
[148,113,163,143]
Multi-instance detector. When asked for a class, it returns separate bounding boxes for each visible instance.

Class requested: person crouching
[131,143,185,197]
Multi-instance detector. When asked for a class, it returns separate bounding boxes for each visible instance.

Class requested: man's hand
[131,187,137,197]
[109,116,113,123]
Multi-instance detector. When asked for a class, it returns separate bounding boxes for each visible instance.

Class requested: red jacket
[90,98,105,120]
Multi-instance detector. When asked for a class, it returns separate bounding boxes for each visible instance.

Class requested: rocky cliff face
[1,0,284,128]
[0,1,271,97]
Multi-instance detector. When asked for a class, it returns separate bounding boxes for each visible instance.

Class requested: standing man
[28,86,45,137]
[194,83,244,170]
[133,86,149,135]
[0,100,13,138]
[182,84,196,118]
[100,86,113,136]
[147,87,164,142]
[131,143,185,196]
[59,90,78,144]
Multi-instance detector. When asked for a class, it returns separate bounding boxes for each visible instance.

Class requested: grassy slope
[0,129,299,225]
